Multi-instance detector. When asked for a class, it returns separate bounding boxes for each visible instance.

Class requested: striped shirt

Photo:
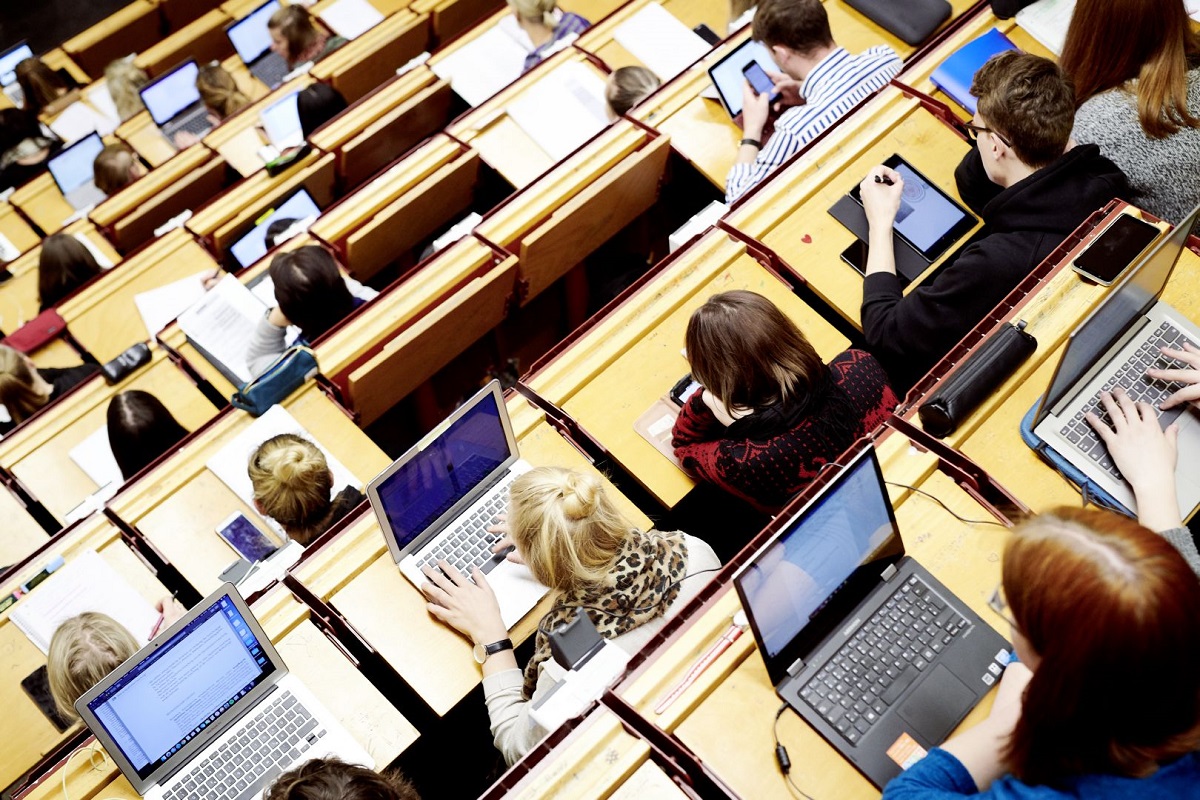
[522,12,591,73]
[726,45,902,202]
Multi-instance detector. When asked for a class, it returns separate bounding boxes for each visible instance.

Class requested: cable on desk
[773,702,816,800]
[884,481,1008,528]
[60,742,125,800]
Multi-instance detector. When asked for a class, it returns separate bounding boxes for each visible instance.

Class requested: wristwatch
[739,137,763,149]
[473,637,514,664]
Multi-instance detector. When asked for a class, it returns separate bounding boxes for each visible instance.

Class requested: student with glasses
[856,52,1129,391]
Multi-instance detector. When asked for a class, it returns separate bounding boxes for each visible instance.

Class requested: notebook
[319,0,384,40]
[733,446,1010,787]
[227,0,291,89]
[505,61,610,162]
[930,28,1018,114]
[1030,204,1200,516]
[47,131,106,211]
[367,380,547,628]
[139,60,213,141]
[1015,0,1075,56]
[76,584,372,799]
[429,23,529,106]
[612,2,711,82]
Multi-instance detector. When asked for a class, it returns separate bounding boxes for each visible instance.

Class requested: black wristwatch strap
[740,138,762,149]
[474,637,514,664]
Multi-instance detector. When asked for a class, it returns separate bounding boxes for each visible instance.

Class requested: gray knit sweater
[1072,67,1200,233]
[1160,527,1200,578]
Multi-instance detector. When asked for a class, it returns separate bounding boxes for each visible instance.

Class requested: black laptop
[733,445,1011,787]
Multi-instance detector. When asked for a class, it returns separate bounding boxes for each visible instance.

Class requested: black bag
[841,0,951,46]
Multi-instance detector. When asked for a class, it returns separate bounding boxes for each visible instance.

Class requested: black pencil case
[918,321,1036,438]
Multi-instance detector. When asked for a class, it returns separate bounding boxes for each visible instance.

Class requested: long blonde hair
[48,612,139,720]
[507,0,557,26]
[248,433,334,544]
[103,59,149,121]
[508,467,631,591]
[197,64,250,120]
[0,345,49,423]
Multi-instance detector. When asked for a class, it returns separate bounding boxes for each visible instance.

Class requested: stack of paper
[68,425,124,490]
[177,274,269,385]
[48,101,119,143]
[430,24,530,106]
[1015,0,1075,56]
[613,3,711,81]
[134,271,210,336]
[0,230,19,262]
[506,61,610,161]
[319,0,385,39]
[10,549,160,654]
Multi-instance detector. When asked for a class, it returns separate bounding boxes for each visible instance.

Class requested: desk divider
[310,11,430,104]
[62,0,161,77]
[411,0,504,46]
[133,8,235,78]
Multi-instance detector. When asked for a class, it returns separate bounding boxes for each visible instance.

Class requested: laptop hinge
[880,563,899,582]
[786,658,805,678]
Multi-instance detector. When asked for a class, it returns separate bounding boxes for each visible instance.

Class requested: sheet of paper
[48,101,109,143]
[430,24,529,106]
[87,84,120,126]
[248,276,301,346]
[10,550,160,654]
[1015,0,1075,56]
[177,274,268,385]
[204,405,360,536]
[319,0,385,39]
[72,231,114,269]
[1188,0,1200,21]
[506,61,610,161]
[68,425,124,490]
[0,230,19,262]
[134,271,209,335]
[613,2,711,81]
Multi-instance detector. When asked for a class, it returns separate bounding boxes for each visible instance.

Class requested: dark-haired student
[245,246,376,376]
[880,507,1200,798]
[0,107,59,191]
[38,232,103,310]
[671,290,897,510]
[15,58,76,117]
[266,758,420,800]
[726,0,901,203]
[268,6,347,70]
[107,390,190,481]
[298,83,348,139]
[858,52,1129,391]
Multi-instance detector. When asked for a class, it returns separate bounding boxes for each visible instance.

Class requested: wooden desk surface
[116,113,179,169]
[0,202,40,259]
[0,490,49,570]
[0,349,218,523]
[106,383,389,595]
[722,87,979,328]
[292,396,651,716]
[575,0,727,74]
[526,228,850,509]
[8,174,78,239]
[0,515,167,792]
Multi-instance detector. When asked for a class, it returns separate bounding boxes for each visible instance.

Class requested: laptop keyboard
[1059,322,1195,480]
[175,112,213,138]
[418,475,515,576]
[798,575,969,745]
[254,57,290,89]
[162,690,326,800]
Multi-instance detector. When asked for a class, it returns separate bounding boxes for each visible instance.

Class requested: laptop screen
[140,61,202,125]
[48,132,104,195]
[83,592,276,780]
[0,42,33,87]
[735,449,904,683]
[227,186,321,268]
[228,0,281,63]
[1037,205,1199,423]
[708,39,779,118]
[259,90,303,149]
[372,385,515,554]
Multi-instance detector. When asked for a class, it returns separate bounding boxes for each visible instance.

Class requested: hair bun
[559,471,598,521]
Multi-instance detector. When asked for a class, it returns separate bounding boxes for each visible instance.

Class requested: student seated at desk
[726,0,901,203]
[38,232,103,310]
[507,0,591,74]
[0,344,99,434]
[108,390,190,481]
[104,58,150,122]
[246,246,377,377]
[0,107,60,192]
[605,66,660,119]
[249,433,364,546]
[881,508,1200,799]
[671,290,897,510]
[858,52,1129,391]
[422,466,720,765]
[93,142,146,197]
[298,83,348,139]
[175,64,253,148]
[1062,0,1200,234]
[269,6,347,71]
[266,758,420,800]
[15,57,77,117]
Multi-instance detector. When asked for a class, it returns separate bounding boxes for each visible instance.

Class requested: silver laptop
[227,0,291,90]
[259,91,303,150]
[139,60,214,142]
[76,584,372,800]
[0,41,33,106]
[1032,204,1200,515]
[48,131,107,210]
[367,380,547,628]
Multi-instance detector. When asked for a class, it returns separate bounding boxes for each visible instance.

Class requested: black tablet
[849,154,976,263]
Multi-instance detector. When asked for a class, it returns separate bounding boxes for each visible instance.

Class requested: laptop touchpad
[896,665,976,742]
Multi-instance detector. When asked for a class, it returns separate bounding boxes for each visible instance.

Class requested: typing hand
[173,130,201,149]
[1147,342,1200,411]
[859,165,904,230]
[488,516,525,565]
[767,70,802,106]
[740,79,770,140]
[421,560,506,646]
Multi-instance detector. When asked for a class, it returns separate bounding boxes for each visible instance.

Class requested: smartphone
[670,374,702,407]
[22,666,72,732]
[1072,213,1162,285]
[216,512,279,563]
[742,61,775,97]
[693,23,721,45]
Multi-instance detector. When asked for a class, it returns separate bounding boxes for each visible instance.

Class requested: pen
[149,591,179,639]
[0,555,66,613]
[654,611,749,715]
[874,174,894,185]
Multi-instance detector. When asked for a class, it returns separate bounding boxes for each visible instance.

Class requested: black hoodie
[861,144,1128,391]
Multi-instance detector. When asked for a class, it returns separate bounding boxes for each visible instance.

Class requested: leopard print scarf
[522,528,690,699]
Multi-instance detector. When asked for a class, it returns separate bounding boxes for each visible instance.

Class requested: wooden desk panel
[0,202,40,260]
[41,49,92,86]
[62,0,161,78]
[116,112,180,169]
[29,339,87,370]
[309,11,430,104]
[0,490,49,570]
[575,0,726,75]
[527,228,850,508]
[134,9,236,78]
[9,175,76,238]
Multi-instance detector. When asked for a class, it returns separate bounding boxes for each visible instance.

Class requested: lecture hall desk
[11,583,418,800]
[0,202,40,262]
[524,227,849,510]
[572,0,728,74]
[105,382,390,595]
[288,394,653,716]
[615,439,1015,800]
[203,74,315,179]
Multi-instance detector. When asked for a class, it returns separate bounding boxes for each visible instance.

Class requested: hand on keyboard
[1148,342,1200,411]
[488,515,524,565]
[421,560,508,648]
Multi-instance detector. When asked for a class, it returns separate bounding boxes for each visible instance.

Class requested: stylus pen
[654,612,748,715]
[149,591,179,639]
[874,175,894,185]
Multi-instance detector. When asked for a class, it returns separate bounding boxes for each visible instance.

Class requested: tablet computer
[849,154,976,262]
[707,38,780,118]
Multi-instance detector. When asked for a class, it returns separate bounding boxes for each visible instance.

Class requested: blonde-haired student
[506,0,590,73]
[248,434,364,545]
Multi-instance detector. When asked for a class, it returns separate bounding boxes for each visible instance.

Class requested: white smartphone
[216,511,280,563]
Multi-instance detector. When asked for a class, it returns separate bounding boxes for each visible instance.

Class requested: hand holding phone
[741,61,776,98]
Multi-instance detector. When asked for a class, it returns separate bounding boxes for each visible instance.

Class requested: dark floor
[1,0,133,55]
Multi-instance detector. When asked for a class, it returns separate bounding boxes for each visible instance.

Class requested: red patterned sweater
[671,349,898,510]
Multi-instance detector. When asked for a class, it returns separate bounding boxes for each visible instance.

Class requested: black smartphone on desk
[22,666,73,732]
[693,23,721,45]
[1072,213,1161,285]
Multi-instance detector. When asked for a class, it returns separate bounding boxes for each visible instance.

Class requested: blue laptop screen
[85,594,274,779]
[375,391,512,550]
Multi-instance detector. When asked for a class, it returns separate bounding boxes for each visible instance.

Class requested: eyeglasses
[987,584,1019,630]
[964,122,1012,148]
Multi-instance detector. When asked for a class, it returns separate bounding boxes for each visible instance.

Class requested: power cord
[61,742,124,800]
[773,703,816,799]
[884,481,1008,528]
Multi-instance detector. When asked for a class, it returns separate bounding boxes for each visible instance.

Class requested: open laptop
[48,131,106,211]
[733,446,1010,788]
[367,380,548,628]
[259,91,304,151]
[139,60,214,142]
[0,41,33,106]
[227,0,290,90]
[707,38,779,119]
[227,185,320,269]
[76,584,372,800]
[1031,204,1200,515]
